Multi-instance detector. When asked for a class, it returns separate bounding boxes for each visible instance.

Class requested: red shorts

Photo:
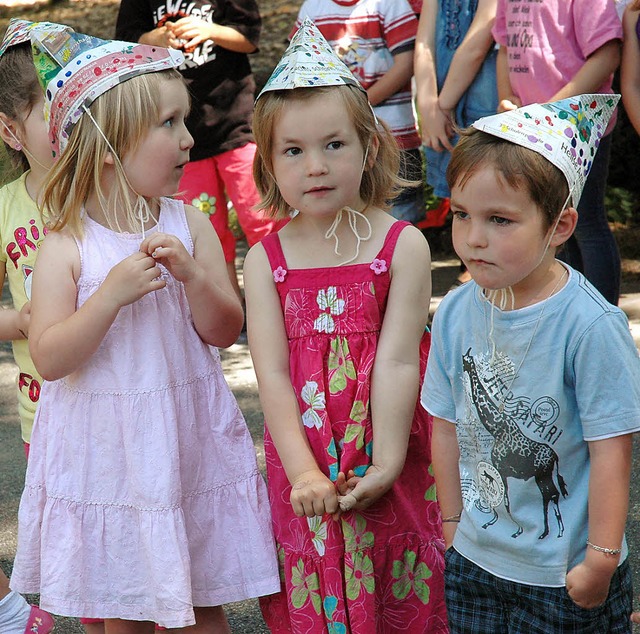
[177,143,286,262]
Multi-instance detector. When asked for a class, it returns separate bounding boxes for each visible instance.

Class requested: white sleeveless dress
[11,198,279,628]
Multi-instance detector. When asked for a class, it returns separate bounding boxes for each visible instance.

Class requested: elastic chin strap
[323,144,373,265]
[0,118,49,171]
[81,105,151,238]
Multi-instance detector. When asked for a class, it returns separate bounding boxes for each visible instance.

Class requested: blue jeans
[444,547,633,634]
[559,133,620,305]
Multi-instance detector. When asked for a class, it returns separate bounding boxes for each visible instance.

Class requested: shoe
[24,606,54,634]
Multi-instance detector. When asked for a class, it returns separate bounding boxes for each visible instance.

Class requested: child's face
[450,165,555,294]
[20,93,54,173]
[270,90,367,219]
[121,78,193,199]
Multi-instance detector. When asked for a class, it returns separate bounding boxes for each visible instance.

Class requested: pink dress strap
[261,232,287,271]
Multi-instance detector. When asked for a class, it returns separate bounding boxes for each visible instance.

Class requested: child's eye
[491,216,512,226]
[452,210,468,220]
[284,147,302,156]
[163,117,174,128]
[327,141,343,150]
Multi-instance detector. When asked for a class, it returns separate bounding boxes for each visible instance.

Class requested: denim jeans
[559,133,621,305]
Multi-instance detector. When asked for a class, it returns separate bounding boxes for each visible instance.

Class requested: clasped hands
[290,465,394,519]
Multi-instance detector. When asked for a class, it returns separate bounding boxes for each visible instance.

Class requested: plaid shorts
[444,547,633,634]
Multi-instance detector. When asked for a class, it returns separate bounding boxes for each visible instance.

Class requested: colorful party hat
[29,23,184,158]
[472,94,619,205]
[256,17,365,100]
[0,18,67,58]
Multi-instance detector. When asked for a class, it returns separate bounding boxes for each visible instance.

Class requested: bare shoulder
[244,240,270,276]
[394,223,432,261]
[36,229,81,282]
[183,203,212,233]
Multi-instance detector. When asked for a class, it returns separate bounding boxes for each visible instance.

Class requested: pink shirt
[493,0,622,133]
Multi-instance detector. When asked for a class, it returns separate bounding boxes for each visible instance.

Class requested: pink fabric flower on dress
[273,266,287,283]
[370,258,387,275]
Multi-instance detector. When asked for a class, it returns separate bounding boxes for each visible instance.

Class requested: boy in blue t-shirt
[422,94,640,633]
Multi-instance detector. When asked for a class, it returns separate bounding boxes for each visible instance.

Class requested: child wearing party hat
[245,19,448,633]
[9,23,279,631]
[422,95,640,632]
[0,18,67,634]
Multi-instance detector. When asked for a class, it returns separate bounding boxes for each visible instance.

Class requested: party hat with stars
[472,94,619,205]
[256,17,365,100]
[29,23,184,158]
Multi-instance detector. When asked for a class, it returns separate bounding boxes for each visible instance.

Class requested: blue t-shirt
[422,265,640,586]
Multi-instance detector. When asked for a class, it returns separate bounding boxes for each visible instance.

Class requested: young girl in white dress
[10,25,279,634]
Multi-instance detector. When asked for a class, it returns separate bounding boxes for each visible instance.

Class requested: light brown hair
[446,126,569,228]
[252,84,414,218]
[0,42,42,176]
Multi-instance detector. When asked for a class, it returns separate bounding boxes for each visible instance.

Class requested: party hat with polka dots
[472,94,619,205]
[28,23,184,158]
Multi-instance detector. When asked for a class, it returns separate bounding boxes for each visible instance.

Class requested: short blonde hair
[42,69,184,236]
[253,85,412,218]
[447,127,569,228]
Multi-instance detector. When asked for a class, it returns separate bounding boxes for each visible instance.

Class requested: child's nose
[182,130,194,151]
[306,151,328,176]
[465,222,487,248]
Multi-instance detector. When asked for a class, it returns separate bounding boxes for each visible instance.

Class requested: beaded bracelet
[586,540,622,556]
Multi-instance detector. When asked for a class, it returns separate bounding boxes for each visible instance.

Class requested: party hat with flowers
[256,17,364,100]
[0,18,67,58]
[29,23,184,159]
[472,94,619,205]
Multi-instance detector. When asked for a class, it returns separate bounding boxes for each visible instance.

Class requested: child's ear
[366,135,379,170]
[549,207,578,247]
[0,113,21,150]
[104,151,115,165]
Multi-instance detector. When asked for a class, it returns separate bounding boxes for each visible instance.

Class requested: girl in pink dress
[10,25,279,633]
[244,20,448,633]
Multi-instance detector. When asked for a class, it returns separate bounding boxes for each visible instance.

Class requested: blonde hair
[41,69,184,236]
[447,126,569,228]
[252,85,412,218]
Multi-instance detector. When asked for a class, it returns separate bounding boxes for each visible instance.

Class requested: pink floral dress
[259,221,448,633]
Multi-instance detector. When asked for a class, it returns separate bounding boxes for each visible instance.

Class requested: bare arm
[29,231,165,381]
[340,227,432,510]
[0,260,29,340]
[496,45,520,111]
[550,40,621,101]
[244,243,338,517]
[368,50,415,106]
[432,416,463,548]
[414,0,454,151]
[141,206,243,348]
[622,8,640,135]
[170,17,257,53]
[566,434,632,609]
[438,0,497,111]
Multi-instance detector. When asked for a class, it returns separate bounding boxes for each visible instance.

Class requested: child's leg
[82,618,105,633]
[104,619,155,634]
[217,142,287,247]
[173,606,230,634]
[443,547,508,633]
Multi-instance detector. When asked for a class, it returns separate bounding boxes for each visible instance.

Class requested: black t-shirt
[115,0,261,160]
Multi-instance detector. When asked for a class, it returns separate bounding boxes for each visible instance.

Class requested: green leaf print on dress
[328,336,356,393]
[392,549,433,604]
[291,559,322,614]
[307,515,328,556]
[345,551,375,600]
[343,514,374,553]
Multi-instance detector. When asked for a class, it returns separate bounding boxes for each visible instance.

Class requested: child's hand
[100,252,165,308]
[142,25,181,49]
[498,97,521,112]
[17,301,31,339]
[337,464,395,512]
[565,560,614,609]
[170,17,215,52]
[140,232,197,284]
[290,469,339,517]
